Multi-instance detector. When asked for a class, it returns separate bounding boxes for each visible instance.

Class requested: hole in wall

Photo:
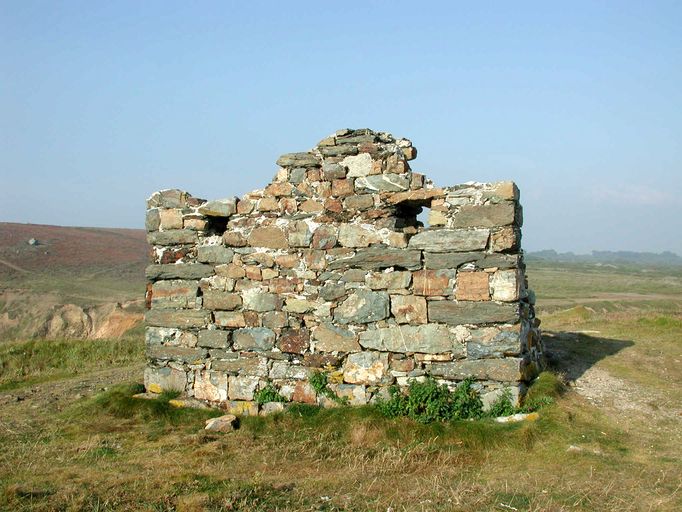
[205,216,228,236]
[417,207,431,228]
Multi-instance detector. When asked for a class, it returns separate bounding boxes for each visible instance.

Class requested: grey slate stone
[428,358,523,382]
[197,198,237,217]
[408,229,490,253]
[197,245,234,264]
[197,329,230,349]
[427,301,519,325]
[146,264,215,281]
[451,202,516,228]
[358,324,465,355]
[334,290,389,324]
[276,152,320,168]
[147,345,207,363]
[328,248,422,270]
[147,230,198,246]
[145,309,211,329]
[233,327,276,351]
[424,252,520,270]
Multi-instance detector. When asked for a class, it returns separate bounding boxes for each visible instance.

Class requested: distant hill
[0,222,148,279]
[527,249,682,267]
[0,223,148,341]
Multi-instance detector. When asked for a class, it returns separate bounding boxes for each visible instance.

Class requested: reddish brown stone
[280,197,298,214]
[236,199,255,214]
[292,381,317,404]
[215,263,245,279]
[257,197,280,212]
[324,198,343,213]
[390,356,415,372]
[265,182,293,197]
[332,178,354,197]
[243,311,261,327]
[303,353,340,368]
[145,282,153,309]
[268,277,299,294]
[311,225,338,249]
[307,169,322,181]
[299,199,324,213]
[387,188,444,205]
[278,328,310,354]
[455,272,490,301]
[490,226,520,252]
[303,250,326,270]
[248,226,288,249]
[274,253,299,268]
[413,270,453,296]
[244,265,262,280]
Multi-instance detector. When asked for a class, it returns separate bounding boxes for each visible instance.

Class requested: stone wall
[144,128,544,411]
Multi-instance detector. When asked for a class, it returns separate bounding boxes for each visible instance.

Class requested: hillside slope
[0,223,148,341]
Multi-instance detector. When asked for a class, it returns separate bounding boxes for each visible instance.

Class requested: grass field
[0,261,680,511]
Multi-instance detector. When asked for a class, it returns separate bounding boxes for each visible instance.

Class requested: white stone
[342,153,373,177]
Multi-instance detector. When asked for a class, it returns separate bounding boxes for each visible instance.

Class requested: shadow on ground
[543,331,634,382]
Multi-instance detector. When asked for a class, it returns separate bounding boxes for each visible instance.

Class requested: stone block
[242,289,278,312]
[355,173,409,192]
[287,221,313,247]
[145,309,210,329]
[212,356,269,377]
[151,280,199,309]
[214,311,246,328]
[342,153,373,177]
[194,370,229,401]
[390,295,427,324]
[248,226,288,249]
[228,375,260,400]
[197,245,234,264]
[482,181,520,201]
[196,329,229,349]
[262,311,288,329]
[335,384,367,405]
[451,202,516,228]
[144,366,186,393]
[146,208,161,232]
[427,301,519,325]
[428,358,524,382]
[358,324,465,355]
[366,271,411,290]
[269,361,309,380]
[338,224,381,248]
[455,272,490,301]
[412,269,454,296]
[344,194,375,210]
[490,226,520,252]
[202,291,242,310]
[159,208,184,230]
[145,327,197,347]
[147,345,207,363]
[276,152,320,168]
[328,247,422,270]
[146,264,214,281]
[312,322,361,352]
[466,326,521,359]
[197,198,237,217]
[278,328,310,354]
[331,179,355,197]
[424,252,520,270]
[490,269,522,302]
[292,381,317,404]
[311,225,338,249]
[408,229,489,253]
[146,189,189,209]
[343,352,389,385]
[147,230,198,246]
[334,290,389,324]
[233,327,276,351]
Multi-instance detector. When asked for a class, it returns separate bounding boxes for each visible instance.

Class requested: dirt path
[0,258,30,274]
[0,364,144,424]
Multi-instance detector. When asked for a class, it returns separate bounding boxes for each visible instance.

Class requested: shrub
[486,389,517,418]
[377,377,483,423]
[254,384,286,405]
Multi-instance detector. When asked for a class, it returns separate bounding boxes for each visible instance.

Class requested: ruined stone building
[144,128,544,412]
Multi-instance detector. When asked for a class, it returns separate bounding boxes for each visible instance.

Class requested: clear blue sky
[2,1,681,253]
